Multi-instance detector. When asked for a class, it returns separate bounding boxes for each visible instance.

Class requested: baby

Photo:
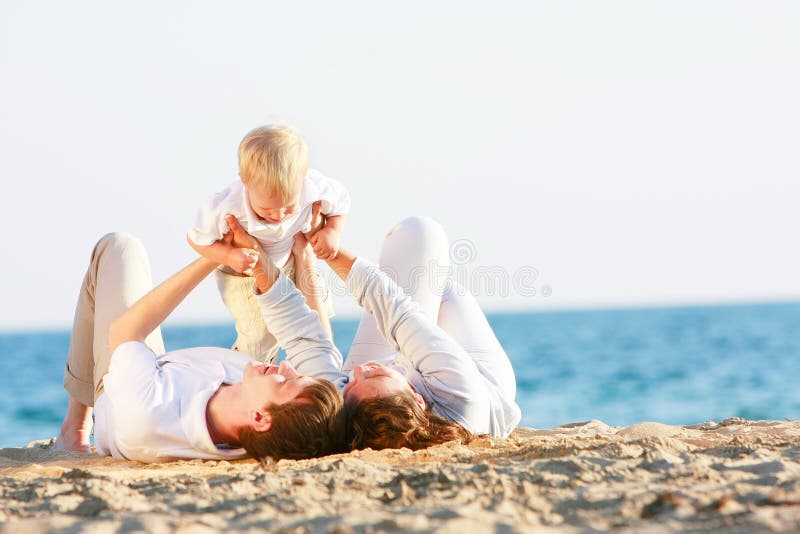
[188,125,350,362]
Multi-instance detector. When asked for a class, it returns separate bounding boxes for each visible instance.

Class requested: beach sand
[1,419,799,532]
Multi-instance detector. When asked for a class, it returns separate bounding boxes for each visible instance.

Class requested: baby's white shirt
[188,169,350,268]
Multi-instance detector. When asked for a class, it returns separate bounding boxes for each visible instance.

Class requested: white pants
[63,233,165,407]
[345,216,517,399]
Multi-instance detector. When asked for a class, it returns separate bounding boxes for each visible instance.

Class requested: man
[57,215,346,462]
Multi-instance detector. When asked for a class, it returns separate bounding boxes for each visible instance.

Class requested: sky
[1,1,798,330]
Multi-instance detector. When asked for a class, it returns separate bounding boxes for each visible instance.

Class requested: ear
[412,391,426,411]
[249,409,272,433]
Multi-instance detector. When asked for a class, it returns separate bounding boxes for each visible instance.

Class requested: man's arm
[109,215,262,356]
[224,214,344,385]
[187,235,258,275]
[255,279,345,386]
[108,257,218,354]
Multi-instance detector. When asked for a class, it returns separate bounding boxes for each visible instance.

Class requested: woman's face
[343,361,412,405]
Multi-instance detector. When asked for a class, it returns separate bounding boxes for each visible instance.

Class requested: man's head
[238,361,344,460]
[238,125,308,223]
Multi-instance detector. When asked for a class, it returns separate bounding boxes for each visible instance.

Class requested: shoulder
[107,341,158,374]
[300,169,349,211]
[213,180,245,206]
[198,180,245,212]
[303,169,347,192]
[303,168,328,185]
[191,181,247,239]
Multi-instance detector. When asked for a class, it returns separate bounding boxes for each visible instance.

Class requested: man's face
[242,360,315,409]
[246,184,301,224]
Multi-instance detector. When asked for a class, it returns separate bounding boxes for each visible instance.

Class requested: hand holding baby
[222,215,260,274]
[310,226,341,260]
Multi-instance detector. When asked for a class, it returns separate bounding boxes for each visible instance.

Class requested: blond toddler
[188,125,350,362]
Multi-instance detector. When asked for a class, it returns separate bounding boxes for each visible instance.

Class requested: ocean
[1,302,798,449]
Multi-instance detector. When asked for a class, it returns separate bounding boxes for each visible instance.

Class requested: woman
[325,216,521,450]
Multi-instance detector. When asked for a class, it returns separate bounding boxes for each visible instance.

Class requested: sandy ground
[1,419,799,533]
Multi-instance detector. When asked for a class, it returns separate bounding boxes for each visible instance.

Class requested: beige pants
[215,254,335,363]
[63,233,166,407]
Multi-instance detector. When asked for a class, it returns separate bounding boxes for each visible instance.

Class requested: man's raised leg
[57,233,165,451]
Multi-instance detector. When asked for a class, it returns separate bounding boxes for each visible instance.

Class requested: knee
[385,216,448,244]
[93,232,146,259]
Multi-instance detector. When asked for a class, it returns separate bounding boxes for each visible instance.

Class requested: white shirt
[94,344,252,462]
[94,273,346,463]
[344,258,521,438]
[188,169,350,268]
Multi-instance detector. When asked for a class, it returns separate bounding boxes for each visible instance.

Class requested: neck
[206,383,246,446]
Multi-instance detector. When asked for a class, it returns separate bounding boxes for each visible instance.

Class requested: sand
[1,418,799,532]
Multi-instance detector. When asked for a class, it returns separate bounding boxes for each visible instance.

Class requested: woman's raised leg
[345,216,516,401]
[344,216,451,372]
[437,279,517,399]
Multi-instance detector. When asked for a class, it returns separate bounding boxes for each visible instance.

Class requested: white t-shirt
[344,258,521,438]
[93,273,347,463]
[187,169,350,268]
[94,344,251,462]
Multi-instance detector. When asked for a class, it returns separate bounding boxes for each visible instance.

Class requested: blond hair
[238,125,308,202]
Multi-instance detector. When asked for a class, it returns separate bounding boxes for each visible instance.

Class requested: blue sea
[1,302,798,449]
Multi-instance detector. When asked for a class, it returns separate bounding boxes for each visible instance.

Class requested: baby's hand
[226,247,259,275]
[310,226,340,260]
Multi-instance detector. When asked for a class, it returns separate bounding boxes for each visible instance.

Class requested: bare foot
[54,397,93,452]
[52,428,92,453]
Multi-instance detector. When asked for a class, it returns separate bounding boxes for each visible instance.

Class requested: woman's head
[343,362,426,409]
[344,362,473,451]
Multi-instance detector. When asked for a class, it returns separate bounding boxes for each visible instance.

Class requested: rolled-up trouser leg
[63,232,166,406]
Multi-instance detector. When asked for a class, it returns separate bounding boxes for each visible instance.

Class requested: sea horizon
[2,300,798,449]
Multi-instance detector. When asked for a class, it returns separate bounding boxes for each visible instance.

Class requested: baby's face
[246,185,300,223]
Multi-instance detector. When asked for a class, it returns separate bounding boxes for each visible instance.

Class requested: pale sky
[1,1,798,330]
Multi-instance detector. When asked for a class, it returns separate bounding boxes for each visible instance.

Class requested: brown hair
[238,124,308,202]
[239,379,345,461]
[346,392,473,451]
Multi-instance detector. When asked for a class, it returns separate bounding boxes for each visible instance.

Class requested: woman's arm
[326,248,356,281]
[229,214,345,386]
[327,247,491,431]
[108,257,218,355]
